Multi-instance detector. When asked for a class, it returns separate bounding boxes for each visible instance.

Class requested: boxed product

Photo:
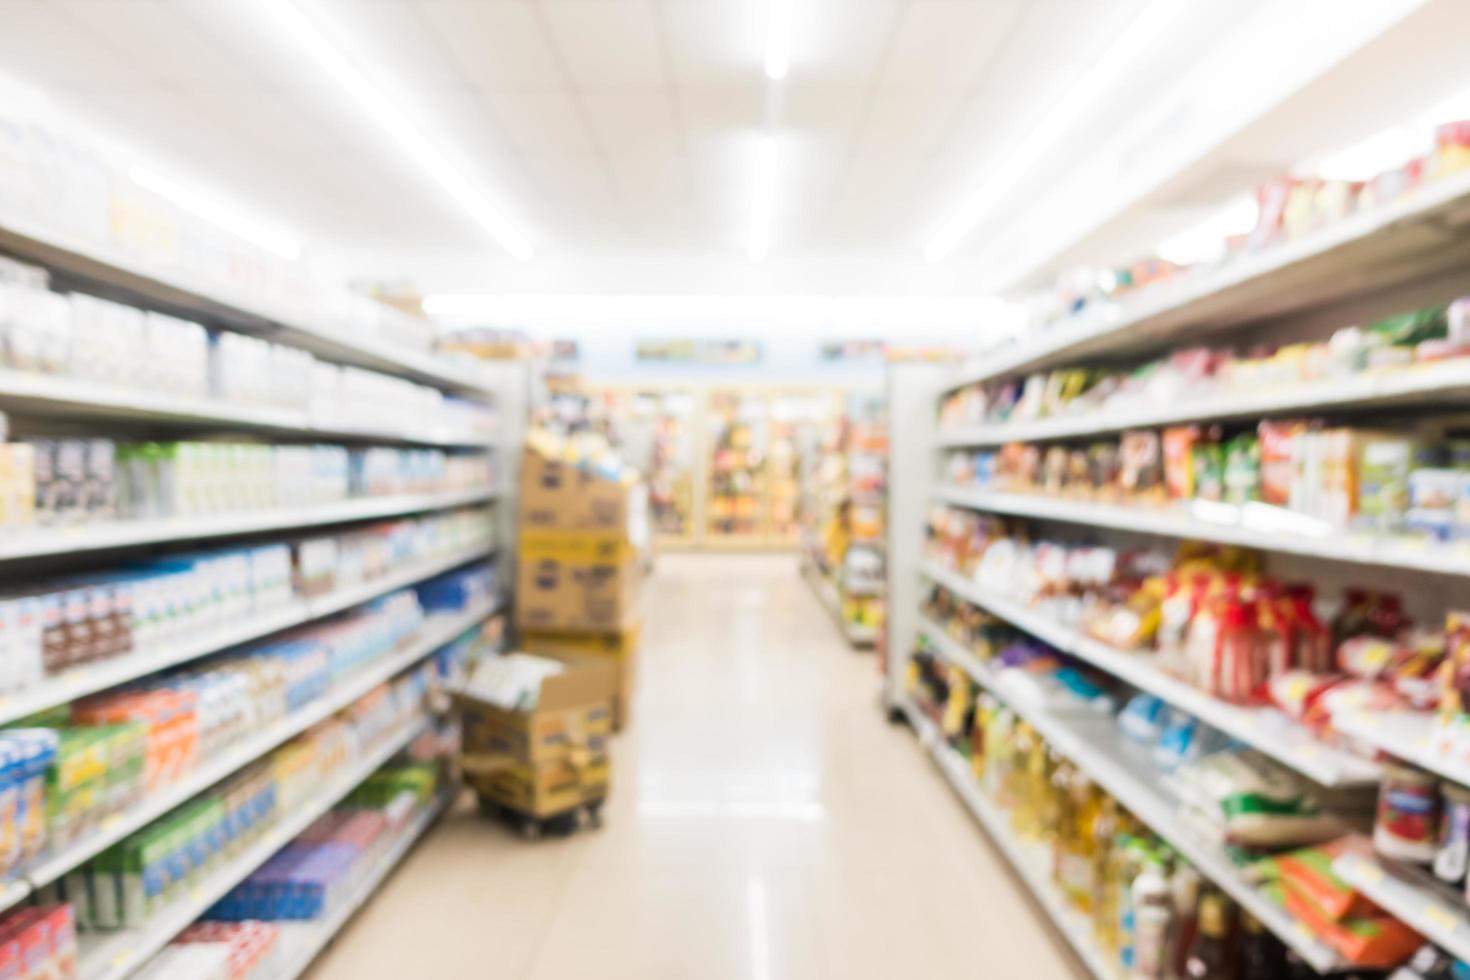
[520,625,640,731]
[456,650,616,819]
[515,530,640,633]
[518,441,647,536]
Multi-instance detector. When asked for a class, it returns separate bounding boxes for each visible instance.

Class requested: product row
[926,506,1453,736]
[906,658,1400,976]
[59,669,430,934]
[1027,117,1470,335]
[0,432,492,529]
[944,415,1470,540]
[0,565,491,884]
[0,506,494,693]
[137,756,451,979]
[0,257,493,437]
[943,300,1470,435]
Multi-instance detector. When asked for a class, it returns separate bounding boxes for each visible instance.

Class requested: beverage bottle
[1130,861,1172,979]
[1183,892,1230,980]
[1238,910,1288,978]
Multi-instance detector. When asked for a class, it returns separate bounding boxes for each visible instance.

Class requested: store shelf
[898,699,1117,980]
[1332,838,1470,964]
[801,556,876,647]
[0,214,497,397]
[934,360,1470,448]
[1331,709,1470,788]
[933,484,1470,577]
[0,487,495,563]
[908,636,1347,973]
[0,544,493,729]
[12,600,495,908]
[76,713,431,980]
[0,369,492,447]
[273,789,455,980]
[941,167,1470,392]
[918,564,1379,787]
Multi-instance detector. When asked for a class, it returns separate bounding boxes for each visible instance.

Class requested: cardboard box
[456,650,616,818]
[522,625,641,731]
[515,529,640,633]
[519,446,649,540]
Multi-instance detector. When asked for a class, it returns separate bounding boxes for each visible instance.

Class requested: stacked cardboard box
[515,437,646,729]
[456,651,617,819]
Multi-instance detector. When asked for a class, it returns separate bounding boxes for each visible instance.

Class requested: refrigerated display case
[577,382,869,550]
[706,388,767,541]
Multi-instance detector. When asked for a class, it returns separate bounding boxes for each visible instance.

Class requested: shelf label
[1350,860,1384,886]
[1424,904,1460,932]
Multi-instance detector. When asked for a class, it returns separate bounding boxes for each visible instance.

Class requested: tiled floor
[307,553,1084,980]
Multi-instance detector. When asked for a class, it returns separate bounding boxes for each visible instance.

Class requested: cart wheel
[519,818,542,841]
[547,812,579,837]
[886,704,908,726]
[476,794,499,818]
[585,803,604,828]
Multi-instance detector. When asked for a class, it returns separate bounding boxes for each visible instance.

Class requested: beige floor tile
[306,554,1085,980]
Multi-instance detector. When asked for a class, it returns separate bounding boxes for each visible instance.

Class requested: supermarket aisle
[308,554,1083,980]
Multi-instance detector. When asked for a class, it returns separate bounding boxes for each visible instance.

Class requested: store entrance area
[306,554,1081,980]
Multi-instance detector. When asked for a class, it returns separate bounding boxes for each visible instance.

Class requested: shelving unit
[883,160,1470,978]
[0,369,494,447]
[76,713,432,980]
[0,209,523,978]
[918,563,1380,786]
[941,167,1470,393]
[1333,840,1470,965]
[0,214,497,397]
[911,618,1345,973]
[800,554,876,647]
[931,485,1470,577]
[934,359,1470,449]
[4,600,495,916]
[899,699,1118,980]
[0,545,493,729]
[272,788,455,979]
[0,488,496,563]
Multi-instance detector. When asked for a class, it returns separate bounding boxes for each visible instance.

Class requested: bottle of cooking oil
[1055,769,1101,913]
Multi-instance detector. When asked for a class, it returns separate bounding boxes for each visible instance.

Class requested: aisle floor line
[305,554,1085,980]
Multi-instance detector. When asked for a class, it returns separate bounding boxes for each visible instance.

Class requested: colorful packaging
[1373,762,1440,863]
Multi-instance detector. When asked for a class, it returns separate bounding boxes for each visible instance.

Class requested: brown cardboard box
[515,529,640,633]
[519,446,644,534]
[522,624,641,731]
[456,650,616,818]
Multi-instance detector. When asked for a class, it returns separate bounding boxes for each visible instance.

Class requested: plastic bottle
[1129,861,1172,979]
[1168,865,1201,979]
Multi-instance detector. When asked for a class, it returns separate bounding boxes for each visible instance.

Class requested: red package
[1258,420,1304,508]
[1281,881,1422,968]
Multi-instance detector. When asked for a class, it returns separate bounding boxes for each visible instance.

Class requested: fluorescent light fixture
[1155,193,1258,267]
[922,0,1188,263]
[748,134,778,263]
[764,0,792,81]
[421,293,1017,331]
[748,878,772,980]
[130,166,302,261]
[259,0,534,261]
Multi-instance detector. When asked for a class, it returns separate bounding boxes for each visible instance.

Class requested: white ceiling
[0,0,1457,299]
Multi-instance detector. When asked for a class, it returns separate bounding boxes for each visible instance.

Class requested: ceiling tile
[420,1,566,92]
[540,1,666,90]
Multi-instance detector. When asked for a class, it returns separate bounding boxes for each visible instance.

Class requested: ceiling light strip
[747,135,778,264]
[260,0,534,261]
[764,0,792,81]
[923,0,1187,263]
[129,166,303,261]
